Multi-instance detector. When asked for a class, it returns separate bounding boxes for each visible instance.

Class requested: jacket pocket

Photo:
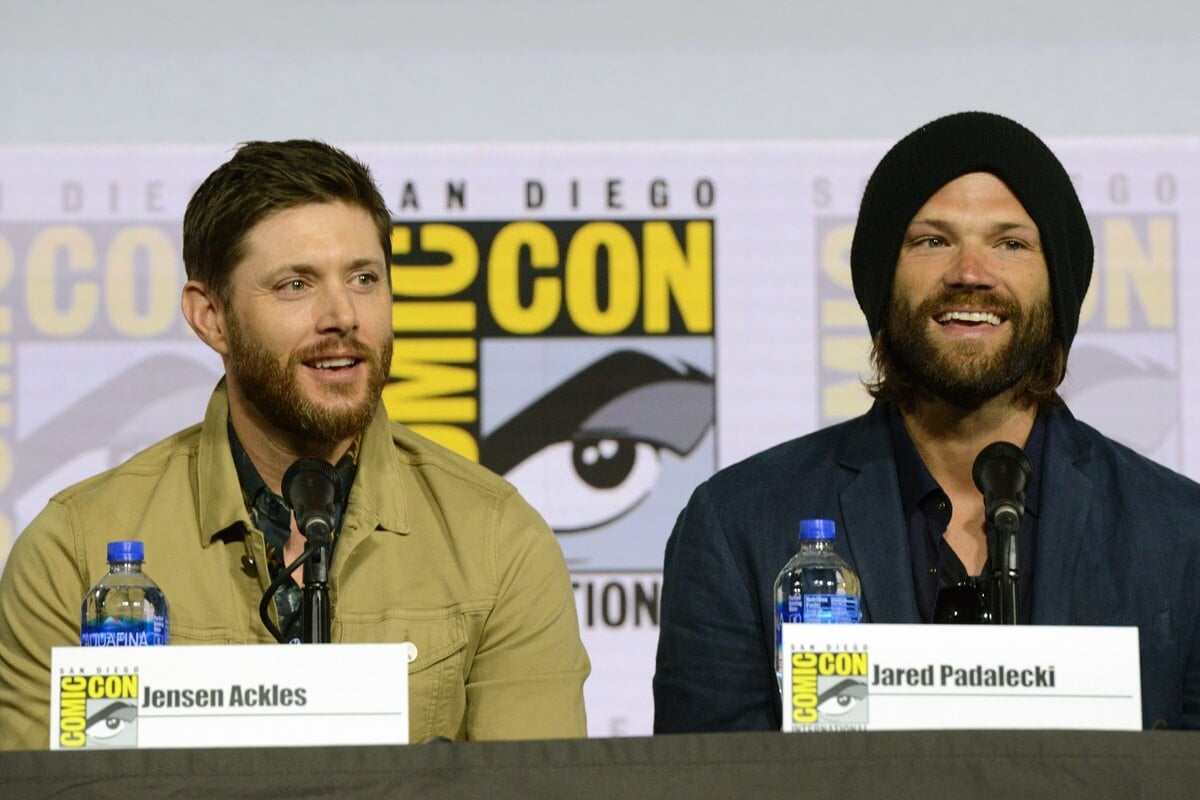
[332,609,468,742]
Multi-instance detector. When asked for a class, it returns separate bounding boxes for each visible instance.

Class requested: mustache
[913,289,1022,320]
[290,338,381,365]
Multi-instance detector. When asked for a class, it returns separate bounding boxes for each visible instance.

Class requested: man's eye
[353,272,378,286]
[278,279,307,293]
[505,438,662,532]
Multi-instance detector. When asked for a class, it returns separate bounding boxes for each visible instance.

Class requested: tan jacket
[0,383,589,749]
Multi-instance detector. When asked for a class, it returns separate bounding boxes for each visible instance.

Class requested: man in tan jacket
[0,140,589,749]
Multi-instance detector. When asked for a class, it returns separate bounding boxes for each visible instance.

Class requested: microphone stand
[988,511,1020,626]
[973,441,1032,627]
[281,457,343,645]
[300,528,332,644]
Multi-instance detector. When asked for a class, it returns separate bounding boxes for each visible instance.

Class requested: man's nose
[944,242,998,291]
[315,284,358,333]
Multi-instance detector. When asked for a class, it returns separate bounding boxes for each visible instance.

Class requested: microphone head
[971,441,1032,494]
[972,441,1033,529]
[282,457,342,507]
[282,458,343,542]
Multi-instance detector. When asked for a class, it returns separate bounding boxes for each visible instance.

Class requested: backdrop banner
[1,139,1196,736]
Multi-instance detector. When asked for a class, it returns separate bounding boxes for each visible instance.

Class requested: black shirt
[228,418,359,642]
[887,404,1043,624]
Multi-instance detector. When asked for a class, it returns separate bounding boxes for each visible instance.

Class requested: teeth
[937,311,1001,326]
[313,357,356,369]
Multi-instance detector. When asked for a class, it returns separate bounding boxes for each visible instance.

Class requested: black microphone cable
[258,545,321,643]
[257,459,344,643]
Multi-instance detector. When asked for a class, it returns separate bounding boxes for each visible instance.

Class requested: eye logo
[85,701,138,743]
[484,350,713,536]
[816,678,868,719]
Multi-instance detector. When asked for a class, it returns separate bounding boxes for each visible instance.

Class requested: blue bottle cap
[798,518,836,541]
[107,540,145,563]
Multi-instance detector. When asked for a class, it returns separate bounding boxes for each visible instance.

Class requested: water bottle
[81,541,169,646]
[774,519,861,684]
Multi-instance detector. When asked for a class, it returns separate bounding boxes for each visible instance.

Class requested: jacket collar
[1029,404,1099,624]
[835,402,922,623]
[196,381,410,547]
[831,401,1097,624]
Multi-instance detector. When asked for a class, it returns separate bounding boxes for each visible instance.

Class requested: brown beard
[225,312,392,444]
[880,288,1055,410]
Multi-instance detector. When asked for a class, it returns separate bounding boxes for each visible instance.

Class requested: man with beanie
[653,112,1200,732]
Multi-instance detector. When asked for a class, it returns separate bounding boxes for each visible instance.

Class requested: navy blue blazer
[653,402,1200,731]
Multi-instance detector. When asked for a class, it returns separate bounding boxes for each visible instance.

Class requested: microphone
[973,441,1032,626]
[282,458,342,543]
[971,441,1032,530]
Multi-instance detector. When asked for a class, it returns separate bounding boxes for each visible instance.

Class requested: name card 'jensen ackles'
[780,624,1140,732]
[49,643,413,749]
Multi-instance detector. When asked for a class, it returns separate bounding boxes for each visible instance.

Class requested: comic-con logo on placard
[386,219,715,572]
[789,650,869,730]
[58,672,140,748]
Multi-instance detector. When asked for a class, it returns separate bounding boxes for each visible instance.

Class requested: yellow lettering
[820,224,866,329]
[391,301,475,332]
[106,226,178,337]
[25,226,99,336]
[816,651,869,676]
[1102,217,1174,328]
[642,220,712,334]
[382,338,477,423]
[565,222,639,334]
[391,224,479,296]
[59,675,87,748]
[488,222,561,334]
[820,223,856,289]
[821,335,873,419]
[60,676,87,692]
[115,674,138,698]
[790,652,818,724]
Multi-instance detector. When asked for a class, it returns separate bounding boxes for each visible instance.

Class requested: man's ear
[181,280,231,357]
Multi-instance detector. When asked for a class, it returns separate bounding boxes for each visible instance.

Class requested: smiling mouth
[306,356,362,370]
[935,310,1004,327]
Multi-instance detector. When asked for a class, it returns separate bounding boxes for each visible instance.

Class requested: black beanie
[850,111,1094,353]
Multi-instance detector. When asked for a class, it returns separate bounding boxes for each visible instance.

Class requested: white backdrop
[1,137,1196,736]
[3,2,1200,144]
[2,0,1198,743]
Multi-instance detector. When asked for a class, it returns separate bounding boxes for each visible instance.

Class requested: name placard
[780,624,1141,732]
[49,643,413,750]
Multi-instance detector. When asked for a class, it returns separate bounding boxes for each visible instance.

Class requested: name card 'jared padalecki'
[780,624,1141,732]
[50,643,413,750]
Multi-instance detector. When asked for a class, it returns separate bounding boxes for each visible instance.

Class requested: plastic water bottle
[774,519,861,684]
[81,541,169,646]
